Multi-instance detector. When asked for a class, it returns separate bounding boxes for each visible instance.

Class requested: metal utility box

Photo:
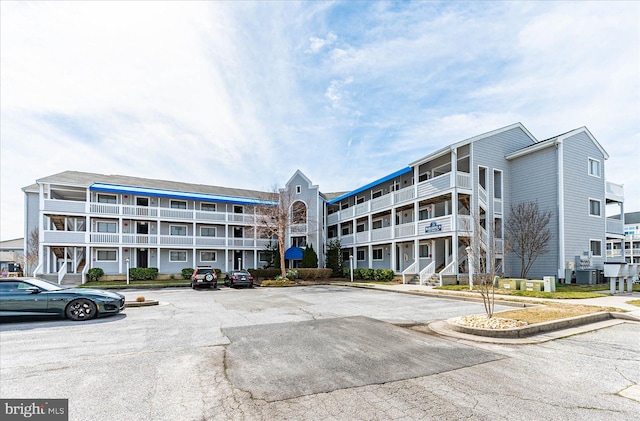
[522,280,543,292]
[498,279,517,290]
[543,276,556,292]
[576,269,596,285]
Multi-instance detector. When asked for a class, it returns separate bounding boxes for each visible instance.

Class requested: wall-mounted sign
[425,221,442,233]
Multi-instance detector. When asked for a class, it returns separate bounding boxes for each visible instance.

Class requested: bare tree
[25,228,39,275]
[254,187,306,279]
[459,210,508,319]
[505,201,551,278]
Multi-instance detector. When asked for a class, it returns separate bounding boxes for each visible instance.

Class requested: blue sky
[1,1,639,241]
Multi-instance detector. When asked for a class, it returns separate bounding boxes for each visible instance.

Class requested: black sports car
[0,277,125,321]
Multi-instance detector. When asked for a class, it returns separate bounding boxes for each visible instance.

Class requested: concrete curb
[446,311,612,338]
[124,300,160,307]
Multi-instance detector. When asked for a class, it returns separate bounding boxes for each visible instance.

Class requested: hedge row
[129,267,159,281]
[249,268,333,280]
[342,268,395,281]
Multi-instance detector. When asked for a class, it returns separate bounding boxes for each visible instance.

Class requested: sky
[1,1,639,241]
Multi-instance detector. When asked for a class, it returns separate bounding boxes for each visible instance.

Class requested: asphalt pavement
[1,285,638,420]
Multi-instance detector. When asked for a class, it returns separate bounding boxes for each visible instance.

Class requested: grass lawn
[79,280,191,289]
[626,299,640,307]
[434,283,609,299]
[493,303,614,324]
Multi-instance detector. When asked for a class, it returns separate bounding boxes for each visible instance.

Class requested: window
[588,158,601,178]
[590,240,602,257]
[171,225,187,236]
[373,249,383,260]
[292,236,306,247]
[97,222,117,233]
[97,194,117,204]
[372,219,383,229]
[233,205,243,214]
[372,190,382,199]
[170,251,187,262]
[419,244,431,258]
[418,172,429,182]
[356,223,366,233]
[171,200,187,209]
[342,226,351,236]
[357,250,366,261]
[356,196,365,204]
[97,250,117,261]
[201,203,216,212]
[419,208,430,220]
[200,251,217,262]
[296,185,301,194]
[589,199,601,217]
[493,170,502,199]
[342,251,351,262]
[259,252,270,262]
[200,227,216,237]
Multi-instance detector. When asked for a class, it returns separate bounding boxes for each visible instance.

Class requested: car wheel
[66,299,97,321]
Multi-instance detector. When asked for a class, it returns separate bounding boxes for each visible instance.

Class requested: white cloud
[1,1,639,240]
[306,32,337,54]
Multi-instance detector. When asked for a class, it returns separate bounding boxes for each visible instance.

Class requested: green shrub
[296,268,332,280]
[87,267,104,282]
[302,244,318,268]
[181,268,194,279]
[261,279,296,287]
[129,267,159,281]
[361,268,375,280]
[249,269,281,279]
[374,269,394,281]
[286,269,298,281]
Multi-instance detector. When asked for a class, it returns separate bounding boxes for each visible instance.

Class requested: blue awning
[284,247,304,260]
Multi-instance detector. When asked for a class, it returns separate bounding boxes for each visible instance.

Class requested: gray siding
[471,127,536,276]
[507,145,559,278]
[561,132,607,270]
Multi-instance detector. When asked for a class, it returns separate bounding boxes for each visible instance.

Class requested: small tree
[325,239,343,277]
[505,201,552,278]
[301,244,318,268]
[25,228,39,276]
[460,210,508,319]
[254,187,305,279]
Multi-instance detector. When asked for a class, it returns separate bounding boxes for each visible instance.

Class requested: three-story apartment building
[23,123,625,284]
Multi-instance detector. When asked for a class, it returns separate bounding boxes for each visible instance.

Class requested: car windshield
[24,278,65,291]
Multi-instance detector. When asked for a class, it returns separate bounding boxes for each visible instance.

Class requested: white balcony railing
[341,234,355,246]
[44,199,86,214]
[371,194,392,211]
[355,202,369,217]
[327,212,339,225]
[493,198,503,214]
[371,227,392,241]
[90,233,119,244]
[43,231,86,244]
[290,224,308,234]
[394,223,415,238]
[606,218,624,235]
[123,234,158,245]
[606,181,624,202]
[394,185,415,204]
[356,232,369,243]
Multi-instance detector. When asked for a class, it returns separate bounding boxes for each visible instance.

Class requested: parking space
[1,286,639,420]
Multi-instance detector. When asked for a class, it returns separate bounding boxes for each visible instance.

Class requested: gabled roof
[506,127,609,160]
[410,122,538,167]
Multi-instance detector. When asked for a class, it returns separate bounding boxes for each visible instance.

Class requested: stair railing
[401,261,418,284]
[419,261,435,285]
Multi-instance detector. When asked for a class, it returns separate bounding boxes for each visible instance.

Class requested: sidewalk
[343,282,640,317]
[342,282,640,344]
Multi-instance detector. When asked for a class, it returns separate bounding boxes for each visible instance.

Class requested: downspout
[557,139,565,280]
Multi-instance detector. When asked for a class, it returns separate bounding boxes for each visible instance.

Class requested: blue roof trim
[327,167,413,204]
[90,183,276,206]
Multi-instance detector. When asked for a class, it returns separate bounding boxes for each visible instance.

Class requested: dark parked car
[0,278,125,321]
[224,270,254,288]
[190,266,217,289]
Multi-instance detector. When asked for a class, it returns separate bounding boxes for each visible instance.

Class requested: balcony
[606,218,624,236]
[328,172,472,225]
[605,181,624,203]
[43,231,86,244]
[44,199,256,224]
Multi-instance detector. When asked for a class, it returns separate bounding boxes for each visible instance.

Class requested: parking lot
[1,285,639,420]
